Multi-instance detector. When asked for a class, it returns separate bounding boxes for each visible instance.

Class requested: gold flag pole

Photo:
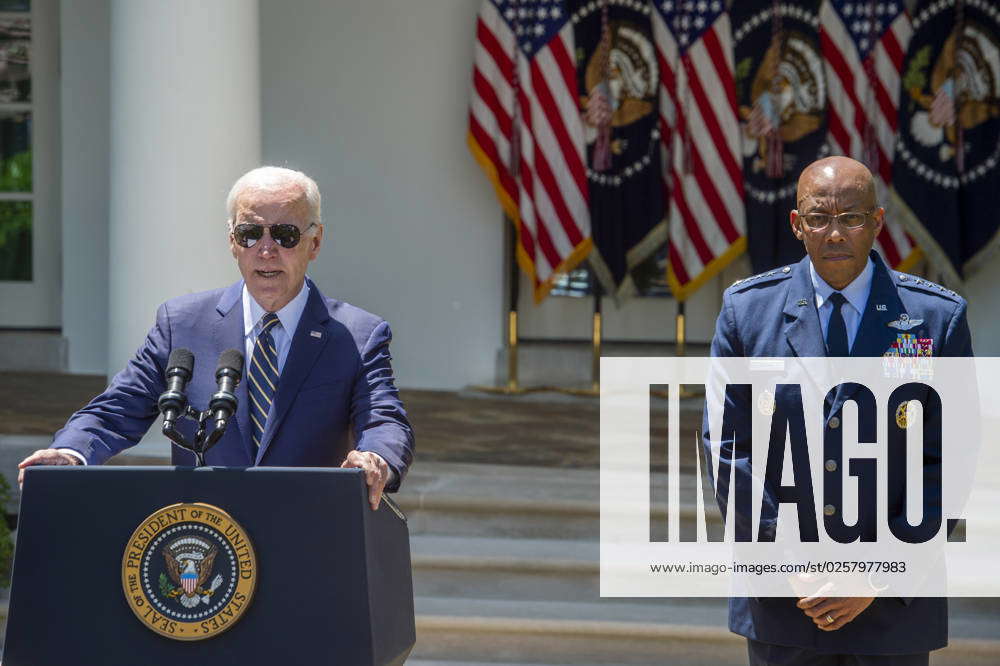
[677,299,698,399]
[507,309,519,392]
[590,288,602,393]
[553,282,602,397]
[675,299,686,357]
[473,215,546,395]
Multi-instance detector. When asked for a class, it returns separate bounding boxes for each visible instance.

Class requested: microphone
[158,348,194,427]
[209,348,244,430]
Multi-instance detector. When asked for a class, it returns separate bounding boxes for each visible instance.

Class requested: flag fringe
[888,187,963,288]
[894,246,924,275]
[624,220,669,279]
[667,236,747,303]
[467,130,593,304]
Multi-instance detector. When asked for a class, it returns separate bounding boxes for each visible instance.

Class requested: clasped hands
[796,580,875,631]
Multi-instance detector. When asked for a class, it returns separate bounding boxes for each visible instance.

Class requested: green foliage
[0,200,31,281]
[902,46,933,94]
[0,149,31,192]
[159,572,175,596]
[734,57,754,100]
[0,474,14,588]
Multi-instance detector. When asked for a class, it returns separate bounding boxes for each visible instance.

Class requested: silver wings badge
[888,313,924,330]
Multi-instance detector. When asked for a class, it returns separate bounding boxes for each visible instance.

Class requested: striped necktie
[248,313,280,448]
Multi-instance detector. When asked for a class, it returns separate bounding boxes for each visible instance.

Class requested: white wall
[963,266,1000,356]
[259,0,503,389]
[61,0,109,373]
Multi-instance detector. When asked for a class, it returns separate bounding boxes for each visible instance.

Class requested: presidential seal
[122,503,257,641]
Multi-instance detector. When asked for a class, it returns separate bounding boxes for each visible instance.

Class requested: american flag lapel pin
[310,330,322,339]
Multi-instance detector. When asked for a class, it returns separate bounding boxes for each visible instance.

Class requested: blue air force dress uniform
[708,250,972,662]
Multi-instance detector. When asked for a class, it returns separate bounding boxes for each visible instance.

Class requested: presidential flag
[820,0,920,271]
[891,0,1000,284]
[468,0,593,303]
[654,0,746,301]
[732,0,828,274]
[570,0,666,296]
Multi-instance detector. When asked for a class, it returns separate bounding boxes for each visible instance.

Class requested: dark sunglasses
[232,222,315,249]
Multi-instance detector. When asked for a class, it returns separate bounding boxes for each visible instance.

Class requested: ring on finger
[826,614,835,625]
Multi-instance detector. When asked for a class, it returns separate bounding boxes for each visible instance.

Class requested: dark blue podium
[3,466,415,665]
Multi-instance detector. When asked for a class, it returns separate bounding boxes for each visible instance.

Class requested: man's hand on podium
[341,450,391,511]
[17,449,81,488]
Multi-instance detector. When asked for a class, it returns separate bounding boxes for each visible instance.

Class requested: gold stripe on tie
[260,343,278,375]
[249,372,273,400]
[252,356,276,391]
[249,391,267,416]
[254,336,279,375]
[250,413,264,433]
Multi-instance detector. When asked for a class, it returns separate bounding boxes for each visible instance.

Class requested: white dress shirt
[242,280,310,378]
[809,257,874,353]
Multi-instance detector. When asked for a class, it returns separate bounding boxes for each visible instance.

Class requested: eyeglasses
[232,222,315,249]
[797,210,875,232]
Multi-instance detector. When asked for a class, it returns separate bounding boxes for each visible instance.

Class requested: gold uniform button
[824,504,837,516]
[825,459,838,472]
[828,416,841,429]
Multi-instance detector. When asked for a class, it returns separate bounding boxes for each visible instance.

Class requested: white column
[62,0,109,374]
[108,0,260,373]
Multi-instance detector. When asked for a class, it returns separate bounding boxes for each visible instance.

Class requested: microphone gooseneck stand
[158,347,244,467]
[162,405,230,467]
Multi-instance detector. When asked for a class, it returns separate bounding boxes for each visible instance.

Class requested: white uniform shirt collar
[809,256,874,316]
[242,279,311,338]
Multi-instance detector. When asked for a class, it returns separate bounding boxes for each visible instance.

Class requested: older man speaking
[18,167,412,509]
[709,156,972,665]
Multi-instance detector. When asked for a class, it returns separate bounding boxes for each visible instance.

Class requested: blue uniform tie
[248,313,280,448]
[826,292,849,357]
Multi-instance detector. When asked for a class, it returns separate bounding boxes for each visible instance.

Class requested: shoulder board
[730,265,793,291]
[895,272,962,301]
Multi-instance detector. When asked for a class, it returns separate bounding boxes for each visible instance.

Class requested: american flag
[654,0,746,302]
[820,0,919,269]
[468,0,592,302]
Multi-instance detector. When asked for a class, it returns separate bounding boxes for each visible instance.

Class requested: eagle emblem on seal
[161,536,224,608]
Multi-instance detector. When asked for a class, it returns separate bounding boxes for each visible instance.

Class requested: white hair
[226,166,322,229]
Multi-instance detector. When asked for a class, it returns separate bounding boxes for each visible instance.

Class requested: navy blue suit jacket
[51,279,414,491]
[708,251,972,655]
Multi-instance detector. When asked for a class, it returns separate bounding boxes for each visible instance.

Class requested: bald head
[790,156,884,290]
[796,156,876,211]
[226,166,322,230]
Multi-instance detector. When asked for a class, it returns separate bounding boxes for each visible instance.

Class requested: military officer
[709,156,972,665]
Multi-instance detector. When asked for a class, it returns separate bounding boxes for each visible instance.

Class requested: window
[0,2,31,282]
